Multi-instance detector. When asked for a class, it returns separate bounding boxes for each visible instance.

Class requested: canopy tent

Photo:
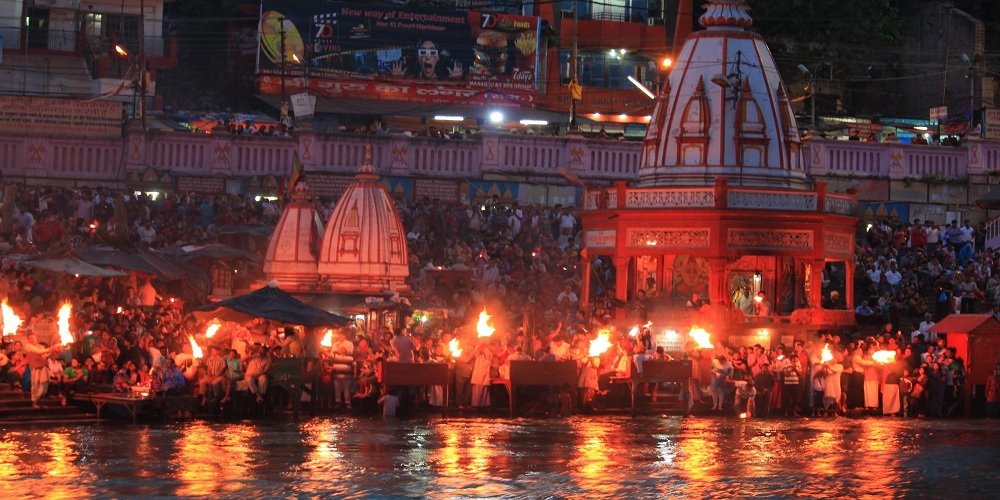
[162,243,262,263]
[189,284,351,327]
[976,185,1000,209]
[211,224,275,238]
[5,254,128,277]
[75,246,200,280]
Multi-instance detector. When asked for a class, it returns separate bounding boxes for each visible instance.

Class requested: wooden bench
[616,360,692,416]
[501,361,579,416]
[74,392,197,423]
[383,362,450,408]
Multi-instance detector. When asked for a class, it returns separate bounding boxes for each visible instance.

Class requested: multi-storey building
[0,0,177,120]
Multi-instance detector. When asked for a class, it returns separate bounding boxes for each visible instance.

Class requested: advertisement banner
[259,1,540,107]
[259,77,533,108]
[985,109,1000,140]
[0,96,122,137]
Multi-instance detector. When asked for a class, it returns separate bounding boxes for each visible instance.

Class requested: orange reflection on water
[302,421,345,472]
[171,423,258,496]
[430,423,507,497]
[0,435,27,477]
[851,421,906,497]
[675,421,722,485]
[43,431,75,479]
[805,430,840,479]
[437,426,463,477]
[567,420,617,495]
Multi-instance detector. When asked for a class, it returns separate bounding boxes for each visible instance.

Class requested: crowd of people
[0,183,998,419]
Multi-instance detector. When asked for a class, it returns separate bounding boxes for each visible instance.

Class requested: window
[104,13,141,53]
[85,13,103,38]
[26,8,49,50]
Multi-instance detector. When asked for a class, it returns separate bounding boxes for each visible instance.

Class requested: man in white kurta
[470,344,493,407]
[823,357,844,413]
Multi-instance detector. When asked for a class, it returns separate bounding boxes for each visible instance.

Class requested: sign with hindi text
[984,109,1000,140]
[0,96,122,137]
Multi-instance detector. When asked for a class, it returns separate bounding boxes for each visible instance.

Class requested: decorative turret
[317,145,410,293]
[639,0,807,189]
[263,154,323,290]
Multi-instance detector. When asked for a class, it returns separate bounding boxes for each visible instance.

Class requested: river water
[2,416,999,498]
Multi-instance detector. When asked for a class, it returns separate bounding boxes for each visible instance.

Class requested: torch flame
[476,309,495,338]
[872,350,896,364]
[588,331,613,357]
[321,329,333,347]
[449,338,463,357]
[188,335,204,359]
[2,300,23,336]
[821,343,833,363]
[57,302,73,345]
[205,323,221,338]
[689,326,713,349]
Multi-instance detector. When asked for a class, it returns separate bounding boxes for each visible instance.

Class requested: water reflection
[1,417,997,497]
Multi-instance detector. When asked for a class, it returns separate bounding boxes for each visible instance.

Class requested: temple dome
[639,0,807,189]
[317,146,410,293]
[263,181,324,290]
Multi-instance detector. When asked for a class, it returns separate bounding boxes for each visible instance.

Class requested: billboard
[258,1,540,108]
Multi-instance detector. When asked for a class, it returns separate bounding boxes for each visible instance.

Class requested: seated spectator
[855,300,876,324]
[823,291,845,309]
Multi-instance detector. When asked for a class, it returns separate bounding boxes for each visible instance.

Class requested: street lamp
[962,53,976,133]
[114,44,145,129]
[798,64,815,132]
[278,17,289,127]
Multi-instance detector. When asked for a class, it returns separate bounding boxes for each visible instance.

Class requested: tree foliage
[745,0,903,80]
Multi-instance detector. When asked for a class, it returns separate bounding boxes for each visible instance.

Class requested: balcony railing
[2,127,999,190]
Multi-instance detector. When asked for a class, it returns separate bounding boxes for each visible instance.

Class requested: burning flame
[321,329,333,347]
[205,323,222,338]
[57,302,73,345]
[872,350,896,364]
[116,306,123,314]
[449,338,463,357]
[627,326,639,337]
[476,309,495,338]
[821,344,833,363]
[588,331,613,357]
[188,335,204,359]
[689,326,713,349]
[2,300,22,336]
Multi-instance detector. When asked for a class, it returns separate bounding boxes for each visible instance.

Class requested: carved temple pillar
[810,259,825,308]
[845,259,855,310]
[708,258,729,306]
[613,255,629,318]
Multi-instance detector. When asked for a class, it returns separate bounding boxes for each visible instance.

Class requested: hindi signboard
[258,1,541,108]
[585,229,617,249]
[930,106,948,123]
[984,109,1000,140]
[0,96,122,137]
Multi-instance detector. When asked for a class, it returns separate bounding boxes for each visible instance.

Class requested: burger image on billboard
[473,31,509,76]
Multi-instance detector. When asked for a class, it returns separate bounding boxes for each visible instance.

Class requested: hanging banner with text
[0,96,122,137]
[258,1,540,108]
